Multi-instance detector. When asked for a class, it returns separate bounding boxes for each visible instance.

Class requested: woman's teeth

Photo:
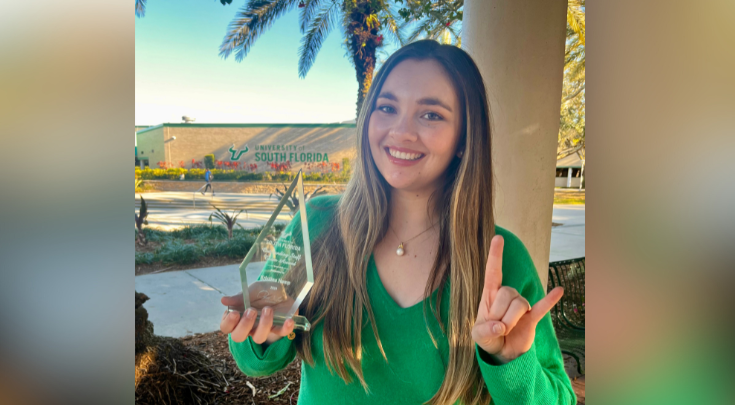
[388,148,423,161]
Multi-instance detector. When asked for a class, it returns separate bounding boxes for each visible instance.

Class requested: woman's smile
[367,58,461,191]
[384,146,426,166]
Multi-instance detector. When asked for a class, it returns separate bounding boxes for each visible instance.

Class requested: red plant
[445,21,451,27]
[224,161,231,168]
[216,160,223,168]
[191,158,196,167]
[157,161,176,169]
[232,162,239,169]
[179,161,185,168]
[248,163,258,173]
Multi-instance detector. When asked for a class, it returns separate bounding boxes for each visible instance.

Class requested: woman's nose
[388,114,418,142]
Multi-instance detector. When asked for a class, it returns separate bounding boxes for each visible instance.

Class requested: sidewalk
[136,205,585,338]
[135,263,262,338]
[549,204,585,261]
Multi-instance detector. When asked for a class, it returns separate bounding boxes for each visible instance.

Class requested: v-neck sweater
[229,195,576,405]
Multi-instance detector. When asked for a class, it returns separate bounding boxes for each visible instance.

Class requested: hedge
[135,224,286,265]
[204,154,215,169]
[134,168,350,183]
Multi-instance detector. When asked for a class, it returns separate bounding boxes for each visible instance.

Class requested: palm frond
[135,0,146,18]
[299,0,325,34]
[380,8,405,47]
[220,0,300,62]
[298,1,340,78]
[403,18,435,43]
[339,12,356,70]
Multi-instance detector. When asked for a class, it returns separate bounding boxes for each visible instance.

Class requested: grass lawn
[554,188,585,205]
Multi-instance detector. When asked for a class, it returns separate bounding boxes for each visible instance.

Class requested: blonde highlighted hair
[295,40,495,405]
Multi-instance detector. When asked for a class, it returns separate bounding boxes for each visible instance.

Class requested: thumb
[221,294,244,307]
[472,321,506,351]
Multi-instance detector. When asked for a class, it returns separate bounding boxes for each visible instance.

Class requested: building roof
[134,122,356,135]
[556,153,583,168]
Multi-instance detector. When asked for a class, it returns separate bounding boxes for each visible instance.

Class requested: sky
[135,0,399,125]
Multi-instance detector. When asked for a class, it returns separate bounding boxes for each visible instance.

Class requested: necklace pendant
[396,243,405,256]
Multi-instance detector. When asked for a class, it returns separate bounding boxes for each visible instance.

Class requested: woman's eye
[377,105,395,114]
[422,112,443,121]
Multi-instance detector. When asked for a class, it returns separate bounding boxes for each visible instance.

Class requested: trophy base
[227,308,311,332]
[264,314,311,332]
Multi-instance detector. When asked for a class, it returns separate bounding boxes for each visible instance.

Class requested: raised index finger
[483,235,504,303]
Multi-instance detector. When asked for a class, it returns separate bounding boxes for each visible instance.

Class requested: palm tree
[395,0,585,168]
[397,0,584,50]
[397,0,463,46]
[135,0,233,18]
[135,0,146,18]
[557,0,585,161]
[219,0,403,116]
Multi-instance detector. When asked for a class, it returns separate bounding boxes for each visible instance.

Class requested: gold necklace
[389,223,435,257]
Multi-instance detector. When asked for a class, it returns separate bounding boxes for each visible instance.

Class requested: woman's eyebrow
[377,92,398,101]
[377,92,453,112]
[417,97,453,112]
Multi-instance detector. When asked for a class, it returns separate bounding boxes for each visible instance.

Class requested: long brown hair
[295,40,495,405]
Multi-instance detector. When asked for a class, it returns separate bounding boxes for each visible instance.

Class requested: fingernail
[263,307,271,316]
[245,309,255,319]
[493,323,504,335]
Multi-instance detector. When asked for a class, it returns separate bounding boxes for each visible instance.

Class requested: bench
[547,257,585,375]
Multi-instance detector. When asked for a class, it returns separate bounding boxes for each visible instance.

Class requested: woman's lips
[384,147,425,166]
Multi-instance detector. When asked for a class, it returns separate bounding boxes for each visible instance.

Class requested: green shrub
[135,224,287,266]
[134,167,348,182]
[154,241,203,264]
[135,252,155,265]
[207,235,256,258]
[204,154,215,169]
[342,157,351,177]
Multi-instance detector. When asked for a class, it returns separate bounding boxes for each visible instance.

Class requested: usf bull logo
[228,145,249,161]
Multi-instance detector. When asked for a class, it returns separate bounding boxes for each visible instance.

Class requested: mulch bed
[178,332,301,404]
[177,331,584,405]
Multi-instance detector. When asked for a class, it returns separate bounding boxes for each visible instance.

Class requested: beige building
[555,153,585,188]
[135,123,357,170]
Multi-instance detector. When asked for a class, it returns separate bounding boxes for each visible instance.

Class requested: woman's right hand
[220,293,296,344]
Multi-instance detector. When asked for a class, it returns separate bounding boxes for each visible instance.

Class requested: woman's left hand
[471,235,564,364]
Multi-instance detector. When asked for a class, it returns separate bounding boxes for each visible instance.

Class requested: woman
[220,40,574,405]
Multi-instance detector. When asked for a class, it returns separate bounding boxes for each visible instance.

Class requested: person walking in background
[202,168,214,196]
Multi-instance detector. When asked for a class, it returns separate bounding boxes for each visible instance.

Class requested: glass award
[234,169,313,331]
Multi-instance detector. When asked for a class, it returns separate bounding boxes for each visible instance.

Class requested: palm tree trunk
[347,2,380,117]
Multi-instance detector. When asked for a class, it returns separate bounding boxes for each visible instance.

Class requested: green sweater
[229,195,576,405]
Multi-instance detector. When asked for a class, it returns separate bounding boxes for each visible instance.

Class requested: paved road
[136,201,585,338]
[137,192,293,230]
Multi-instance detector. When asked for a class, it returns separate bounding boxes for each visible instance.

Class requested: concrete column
[567,167,573,188]
[579,160,585,190]
[463,0,568,289]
